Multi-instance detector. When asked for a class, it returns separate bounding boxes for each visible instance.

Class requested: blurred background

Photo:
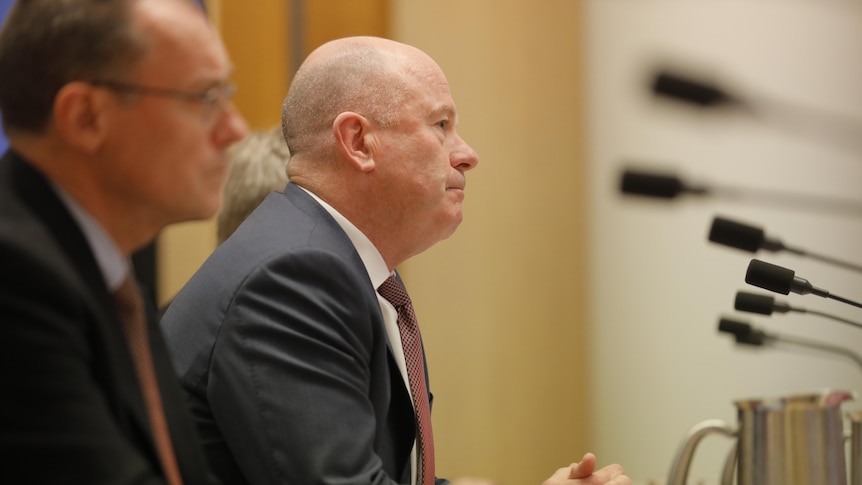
[588,1,862,483]
[9,0,850,483]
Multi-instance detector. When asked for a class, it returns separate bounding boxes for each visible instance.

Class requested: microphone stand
[619,169,862,216]
[651,70,862,153]
[735,290,862,330]
[710,216,862,274]
[771,333,862,372]
[719,317,862,373]
[746,259,862,310]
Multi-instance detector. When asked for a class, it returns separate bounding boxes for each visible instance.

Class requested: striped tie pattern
[378,275,436,485]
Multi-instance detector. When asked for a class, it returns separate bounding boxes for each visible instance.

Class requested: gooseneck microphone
[618,168,862,216]
[709,217,783,253]
[718,317,862,371]
[619,170,707,199]
[734,291,790,315]
[709,216,862,273]
[734,290,862,330]
[745,259,862,309]
[650,69,862,152]
[719,317,770,346]
[652,71,740,109]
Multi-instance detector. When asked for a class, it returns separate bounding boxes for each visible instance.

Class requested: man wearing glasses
[0,0,247,483]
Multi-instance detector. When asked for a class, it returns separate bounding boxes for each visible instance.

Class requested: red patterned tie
[113,275,184,485]
[378,275,436,485]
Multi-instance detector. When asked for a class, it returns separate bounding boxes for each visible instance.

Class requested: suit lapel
[5,152,157,459]
[284,183,419,478]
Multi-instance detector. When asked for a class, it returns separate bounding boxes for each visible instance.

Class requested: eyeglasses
[89,79,236,120]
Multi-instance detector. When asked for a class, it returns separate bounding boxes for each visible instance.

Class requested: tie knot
[378,275,411,308]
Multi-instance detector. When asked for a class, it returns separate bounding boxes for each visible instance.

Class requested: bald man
[162,36,629,485]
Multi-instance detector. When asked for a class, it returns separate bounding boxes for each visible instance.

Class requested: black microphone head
[709,216,765,253]
[620,169,684,199]
[745,259,794,295]
[718,317,753,337]
[651,71,735,107]
[735,291,775,315]
[735,331,767,346]
[718,317,766,346]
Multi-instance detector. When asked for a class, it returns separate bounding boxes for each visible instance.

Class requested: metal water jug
[666,390,854,485]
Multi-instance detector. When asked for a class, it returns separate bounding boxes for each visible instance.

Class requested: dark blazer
[161,183,446,485]
[0,151,217,484]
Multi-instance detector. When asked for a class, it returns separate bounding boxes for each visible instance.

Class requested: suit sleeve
[0,245,171,485]
[204,248,408,485]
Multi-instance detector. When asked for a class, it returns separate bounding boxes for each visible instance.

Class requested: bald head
[280,36,478,268]
[281,36,437,161]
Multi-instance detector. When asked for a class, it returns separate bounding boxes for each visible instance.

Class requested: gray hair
[281,40,410,159]
[217,127,291,244]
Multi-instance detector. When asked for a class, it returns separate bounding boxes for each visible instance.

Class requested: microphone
[745,259,862,309]
[734,290,862,330]
[717,316,862,371]
[709,215,862,273]
[718,317,771,346]
[651,71,741,109]
[618,168,862,216]
[650,69,862,152]
[734,291,790,315]
[619,169,708,199]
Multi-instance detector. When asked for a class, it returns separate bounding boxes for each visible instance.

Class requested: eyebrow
[192,66,236,89]
[429,103,456,121]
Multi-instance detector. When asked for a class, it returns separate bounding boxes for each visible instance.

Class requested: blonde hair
[217,127,290,243]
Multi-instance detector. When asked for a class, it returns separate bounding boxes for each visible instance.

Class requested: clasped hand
[451,452,631,485]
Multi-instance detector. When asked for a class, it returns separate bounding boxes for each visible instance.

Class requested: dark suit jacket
[161,183,448,485]
[0,151,217,484]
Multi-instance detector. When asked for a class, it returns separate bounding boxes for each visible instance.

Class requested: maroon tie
[113,275,184,485]
[378,275,436,485]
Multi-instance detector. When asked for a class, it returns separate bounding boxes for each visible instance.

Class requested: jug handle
[667,419,736,485]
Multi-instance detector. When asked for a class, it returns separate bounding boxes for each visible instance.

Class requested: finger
[548,464,577,481]
[451,478,499,485]
[568,452,597,479]
[587,464,627,483]
[607,474,633,485]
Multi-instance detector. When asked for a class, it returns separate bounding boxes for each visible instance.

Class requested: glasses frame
[89,79,236,118]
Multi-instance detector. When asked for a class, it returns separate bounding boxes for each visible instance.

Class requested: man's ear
[52,82,111,153]
[333,111,375,173]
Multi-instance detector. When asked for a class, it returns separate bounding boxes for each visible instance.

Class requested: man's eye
[438,120,448,129]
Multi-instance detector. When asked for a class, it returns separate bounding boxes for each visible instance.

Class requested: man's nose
[215,102,249,146]
[452,135,479,171]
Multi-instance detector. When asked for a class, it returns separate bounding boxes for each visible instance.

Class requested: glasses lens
[202,83,236,122]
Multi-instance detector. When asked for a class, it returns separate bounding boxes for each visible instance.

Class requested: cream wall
[391,2,592,483]
[586,1,862,483]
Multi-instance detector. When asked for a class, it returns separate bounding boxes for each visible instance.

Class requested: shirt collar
[296,186,391,289]
[52,184,128,290]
